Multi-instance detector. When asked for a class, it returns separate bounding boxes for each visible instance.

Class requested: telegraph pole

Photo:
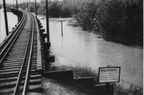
[13,0,15,8]
[27,0,28,11]
[46,0,50,42]
[3,0,9,36]
[35,0,37,18]
[16,0,18,11]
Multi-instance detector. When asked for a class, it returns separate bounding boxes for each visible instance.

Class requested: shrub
[48,1,61,17]
[61,5,72,17]
[115,84,143,95]
[98,0,143,45]
[73,1,98,31]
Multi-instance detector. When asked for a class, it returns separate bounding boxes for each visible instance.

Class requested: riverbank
[28,65,143,95]
[53,65,143,95]
[101,33,143,47]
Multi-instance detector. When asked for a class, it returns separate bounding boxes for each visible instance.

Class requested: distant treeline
[36,0,77,17]
[26,0,143,46]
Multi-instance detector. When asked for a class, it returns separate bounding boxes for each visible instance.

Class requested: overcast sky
[0,0,63,4]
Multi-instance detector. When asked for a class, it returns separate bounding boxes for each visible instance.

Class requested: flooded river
[0,9,17,43]
[0,10,142,88]
[38,15,143,88]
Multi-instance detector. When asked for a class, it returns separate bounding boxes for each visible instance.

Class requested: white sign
[98,67,121,83]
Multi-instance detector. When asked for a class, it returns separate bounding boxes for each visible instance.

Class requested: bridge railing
[35,17,55,71]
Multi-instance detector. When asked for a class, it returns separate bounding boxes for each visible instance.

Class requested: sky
[0,0,42,4]
[0,0,63,4]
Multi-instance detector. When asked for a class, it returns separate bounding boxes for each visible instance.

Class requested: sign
[98,67,121,83]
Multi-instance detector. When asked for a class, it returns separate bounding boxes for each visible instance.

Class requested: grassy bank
[26,65,142,95]
[54,65,143,95]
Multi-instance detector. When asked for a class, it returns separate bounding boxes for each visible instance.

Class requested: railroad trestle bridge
[0,9,54,95]
[0,9,114,95]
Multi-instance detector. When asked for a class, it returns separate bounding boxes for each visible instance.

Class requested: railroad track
[0,10,41,95]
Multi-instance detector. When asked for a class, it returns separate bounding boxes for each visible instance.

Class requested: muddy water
[38,15,143,88]
[0,9,17,43]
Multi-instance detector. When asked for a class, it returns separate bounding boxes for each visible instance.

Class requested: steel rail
[13,12,33,95]
[0,10,41,95]
[12,12,36,95]
[0,11,27,66]
[22,12,35,95]
[0,11,24,49]
[0,11,26,53]
[0,11,26,52]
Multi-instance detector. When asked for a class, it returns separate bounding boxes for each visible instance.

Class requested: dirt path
[42,78,87,95]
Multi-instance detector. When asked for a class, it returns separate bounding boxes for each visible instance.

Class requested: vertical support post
[106,83,114,95]
[13,0,14,8]
[3,0,9,36]
[16,0,18,11]
[45,0,50,42]
[27,0,28,11]
[106,83,110,93]
[22,1,24,10]
[28,0,30,11]
[35,0,37,18]
[61,20,63,36]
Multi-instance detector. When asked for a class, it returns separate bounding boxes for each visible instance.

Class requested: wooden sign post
[98,66,121,93]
